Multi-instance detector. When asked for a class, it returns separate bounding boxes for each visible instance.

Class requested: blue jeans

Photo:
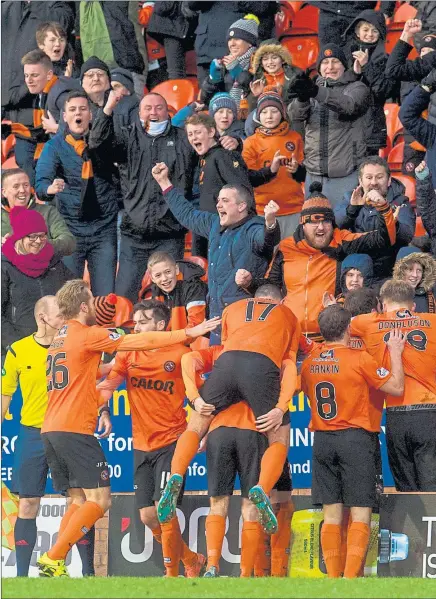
[115,234,185,302]
[63,228,117,295]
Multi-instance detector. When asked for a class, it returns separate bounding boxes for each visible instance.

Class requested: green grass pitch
[2,577,434,599]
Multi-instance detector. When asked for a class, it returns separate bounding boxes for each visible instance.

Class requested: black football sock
[76,525,95,576]
[14,517,37,577]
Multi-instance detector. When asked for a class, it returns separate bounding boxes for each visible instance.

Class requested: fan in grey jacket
[287,43,370,205]
[334,156,415,281]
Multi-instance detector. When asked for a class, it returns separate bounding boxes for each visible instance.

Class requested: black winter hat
[317,44,347,72]
[111,68,134,94]
[80,56,111,82]
[421,34,436,52]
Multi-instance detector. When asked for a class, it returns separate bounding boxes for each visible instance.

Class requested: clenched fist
[235,268,253,288]
[151,162,171,189]
[47,178,65,195]
[264,200,279,227]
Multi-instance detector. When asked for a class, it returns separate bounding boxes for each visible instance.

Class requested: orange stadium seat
[289,1,304,15]
[385,3,418,57]
[385,30,419,57]
[384,103,403,147]
[275,2,296,39]
[2,155,18,169]
[392,3,417,23]
[113,296,134,328]
[281,34,319,70]
[151,79,197,112]
[291,4,319,32]
[2,135,15,163]
[414,215,427,237]
[146,34,166,61]
[388,141,405,170]
[139,270,152,301]
[379,136,392,160]
[393,172,416,205]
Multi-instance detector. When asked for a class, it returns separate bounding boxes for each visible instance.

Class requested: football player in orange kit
[350,279,436,492]
[37,280,220,577]
[97,299,206,578]
[301,305,405,578]
[158,284,300,536]
[182,285,294,578]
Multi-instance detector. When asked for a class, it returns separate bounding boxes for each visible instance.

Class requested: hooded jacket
[339,253,374,296]
[259,205,396,337]
[416,169,436,258]
[1,254,73,352]
[140,260,207,330]
[1,195,76,258]
[242,122,305,216]
[248,40,302,109]
[334,177,416,280]
[288,70,370,178]
[343,9,398,150]
[393,249,436,313]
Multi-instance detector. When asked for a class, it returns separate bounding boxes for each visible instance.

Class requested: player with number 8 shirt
[349,279,436,492]
[301,304,406,578]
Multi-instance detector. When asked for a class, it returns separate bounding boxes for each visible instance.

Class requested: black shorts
[206,427,292,498]
[42,432,110,492]
[134,442,186,509]
[386,409,436,492]
[11,425,49,498]
[312,428,378,508]
[202,351,290,426]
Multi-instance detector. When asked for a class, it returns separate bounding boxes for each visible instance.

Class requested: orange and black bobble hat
[300,182,336,225]
[94,293,117,327]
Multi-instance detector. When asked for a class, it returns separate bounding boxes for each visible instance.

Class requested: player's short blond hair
[56,279,91,319]
[147,251,176,270]
[379,279,415,305]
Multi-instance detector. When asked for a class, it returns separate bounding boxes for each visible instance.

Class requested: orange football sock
[205,514,226,570]
[344,522,370,578]
[240,521,261,577]
[161,518,181,576]
[271,501,294,577]
[58,503,80,537]
[257,443,288,495]
[254,531,271,577]
[48,501,104,561]
[151,524,162,545]
[171,431,200,476]
[339,511,351,575]
[321,523,342,578]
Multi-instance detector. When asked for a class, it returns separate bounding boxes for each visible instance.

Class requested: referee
[1,296,97,577]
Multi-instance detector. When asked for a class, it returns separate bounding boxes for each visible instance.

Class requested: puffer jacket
[35,131,120,238]
[416,168,436,257]
[260,204,396,337]
[393,248,436,313]
[334,177,416,280]
[46,76,83,124]
[147,1,193,40]
[162,186,280,326]
[1,196,76,258]
[339,253,374,296]
[288,70,370,178]
[1,254,73,352]
[89,111,196,241]
[343,9,398,150]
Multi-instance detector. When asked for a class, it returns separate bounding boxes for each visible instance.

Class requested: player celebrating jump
[157,284,300,535]
[37,280,219,577]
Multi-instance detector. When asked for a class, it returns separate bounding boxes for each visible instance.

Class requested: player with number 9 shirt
[157,284,300,536]
[350,279,436,492]
[301,305,406,579]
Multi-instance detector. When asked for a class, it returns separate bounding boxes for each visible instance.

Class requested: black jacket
[308,1,395,18]
[89,112,197,241]
[186,1,277,65]
[75,1,145,74]
[147,1,194,40]
[1,1,74,114]
[1,255,73,352]
[416,172,436,258]
[197,144,276,213]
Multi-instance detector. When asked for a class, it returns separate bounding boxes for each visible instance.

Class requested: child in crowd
[242,91,305,238]
[36,21,77,78]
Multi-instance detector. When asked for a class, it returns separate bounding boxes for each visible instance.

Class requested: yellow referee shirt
[2,335,50,428]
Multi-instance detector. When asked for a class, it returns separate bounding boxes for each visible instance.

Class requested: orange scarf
[65,132,100,221]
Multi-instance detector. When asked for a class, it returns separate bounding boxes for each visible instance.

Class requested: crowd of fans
[1,1,436,351]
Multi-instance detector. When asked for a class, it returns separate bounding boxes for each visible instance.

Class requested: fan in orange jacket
[242,90,305,238]
[236,183,396,340]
